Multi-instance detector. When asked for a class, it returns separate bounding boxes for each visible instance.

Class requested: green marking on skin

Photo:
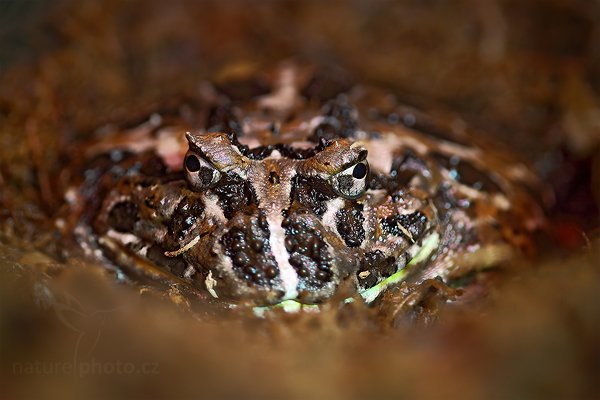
[407,232,440,266]
[253,232,441,315]
[359,232,440,303]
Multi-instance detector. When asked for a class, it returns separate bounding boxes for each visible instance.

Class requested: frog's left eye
[331,160,369,199]
[184,150,221,191]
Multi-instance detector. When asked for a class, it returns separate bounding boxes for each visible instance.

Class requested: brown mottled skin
[61,62,545,306]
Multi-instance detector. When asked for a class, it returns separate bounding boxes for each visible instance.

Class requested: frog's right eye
[184,150,221,191]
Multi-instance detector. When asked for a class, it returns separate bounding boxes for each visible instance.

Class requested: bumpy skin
[66,62,545,305]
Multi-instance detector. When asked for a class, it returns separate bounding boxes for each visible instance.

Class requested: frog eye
[184,150,221,190]
[331,160,369,199]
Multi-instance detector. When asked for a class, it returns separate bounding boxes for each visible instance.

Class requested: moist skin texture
[62,62,545,306]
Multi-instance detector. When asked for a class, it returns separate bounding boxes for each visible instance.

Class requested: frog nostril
[268,171,280,184]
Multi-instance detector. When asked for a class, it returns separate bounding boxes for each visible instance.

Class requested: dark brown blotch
[290,176,337,216]
[381,211,428,241]
[168,196,205,240]
[146,245,188,278]
[284,216,333,289]
[431,152,503,193]
[357,250,397,289]
[213,173,258,219]
[335,205,365,248]
[107,201,139,233]
[220,220,279,287]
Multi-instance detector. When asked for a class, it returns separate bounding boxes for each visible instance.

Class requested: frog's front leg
[93,179,202,290]
[356,190,438,296]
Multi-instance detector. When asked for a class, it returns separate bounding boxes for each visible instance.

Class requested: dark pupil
[352,163,367,179]
[185,155,201,172]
